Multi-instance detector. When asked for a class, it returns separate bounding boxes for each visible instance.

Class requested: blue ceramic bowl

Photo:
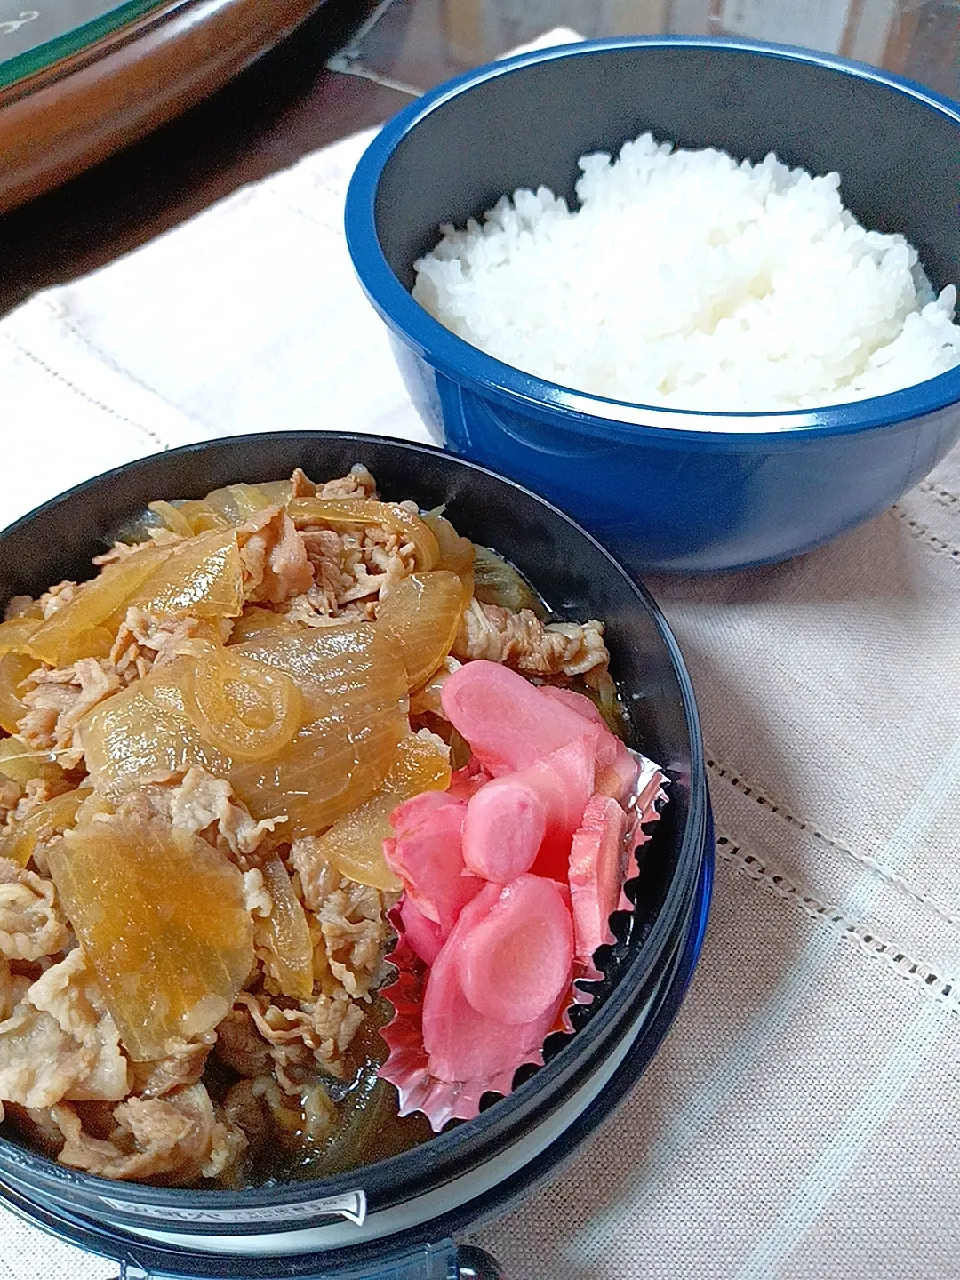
[345,36,960,573]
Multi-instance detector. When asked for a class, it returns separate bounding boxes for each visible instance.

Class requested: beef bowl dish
[0,433,711,1279]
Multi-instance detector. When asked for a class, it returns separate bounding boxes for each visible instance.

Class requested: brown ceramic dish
[0,0,327,212]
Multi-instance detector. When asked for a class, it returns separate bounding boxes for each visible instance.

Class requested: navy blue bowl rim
[0,430,709,1214]
[345,34,960,447]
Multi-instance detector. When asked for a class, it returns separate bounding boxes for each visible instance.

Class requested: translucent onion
[0,616,40,657]
[56,626,117,665]
[257,481,295,507]
[82,624,410,837]
[0,737,66,789]
[287,498,440,571]
[146,501,195,538]
[80,673,225,797]
[376,571,468,691]
[182,646,301,761]
[228,607,297,646]
[312,732,452,891]
[129,529,245,620]
[146,483,295,538]
[205,482,292,524]
[0,650,41,733]
[0,786,90,867]
[151,499,230,537]
[423,510,475,576]
[27,544,171,667]
[230,625,410,832]
[472,546,546,618]
[258,854,314,1000]
[47,816,253,1062]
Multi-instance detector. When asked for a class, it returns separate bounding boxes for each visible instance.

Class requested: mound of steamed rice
[412,133,960,413]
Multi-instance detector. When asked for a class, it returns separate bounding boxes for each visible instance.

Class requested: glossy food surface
[0,448,678,1194]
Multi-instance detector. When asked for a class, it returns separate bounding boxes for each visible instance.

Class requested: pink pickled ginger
[379,658,667,1130]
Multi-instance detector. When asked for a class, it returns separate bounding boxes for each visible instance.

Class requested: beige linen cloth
[1,30,959,1280]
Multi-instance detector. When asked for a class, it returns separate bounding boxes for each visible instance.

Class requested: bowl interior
[0,432,702,1196]
[374,42,959,297]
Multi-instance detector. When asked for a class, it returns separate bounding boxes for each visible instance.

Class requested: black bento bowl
[0,433,713,1279]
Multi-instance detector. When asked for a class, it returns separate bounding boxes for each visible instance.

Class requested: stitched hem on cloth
[893,506,960,560]
[1,332,167,451]
[707,756,960,930]
[917,479,959,509]
[44,299,207,442]
[717,833,960,1014]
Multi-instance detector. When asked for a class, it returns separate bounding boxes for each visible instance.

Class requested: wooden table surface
[0,0,956,318]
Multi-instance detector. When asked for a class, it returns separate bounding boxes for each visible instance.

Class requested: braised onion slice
[27,544,170,667]
[423,511,475,577]
[472,546,546,618]
[80,675,221,797]
[314,732,452,891]
[82,624,409,837]
[230,625,410,832]
[208,484,274,521]
[146,500,194,538]
[0,650,40,734]
[376,571,468,691]
[205,482,292,523]
[258,854,315,1001]
[0,616,40,657]
[150,500,230,537]
[287,498,440,571]
[0,737,67,789]
[257,480,296,507]
[129,529,244,619]
[228,607,298,645]
[182,647,300,762]
[47,816,253,1062]
[0,786,90,868]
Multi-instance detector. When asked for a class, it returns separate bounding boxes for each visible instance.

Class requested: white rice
[412,133,960,416]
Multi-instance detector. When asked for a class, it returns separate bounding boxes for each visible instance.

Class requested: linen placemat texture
[1,29,958,1280]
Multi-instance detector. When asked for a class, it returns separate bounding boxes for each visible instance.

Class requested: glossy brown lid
[0,0,327,212]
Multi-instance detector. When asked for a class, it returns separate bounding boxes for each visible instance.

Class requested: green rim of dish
[0,0,166,90]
